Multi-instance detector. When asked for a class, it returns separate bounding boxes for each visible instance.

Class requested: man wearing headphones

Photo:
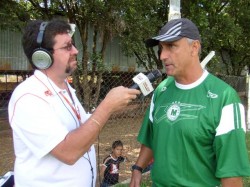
[8,18,140,187]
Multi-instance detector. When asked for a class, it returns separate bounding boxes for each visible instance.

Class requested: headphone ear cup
[32,48,53,70]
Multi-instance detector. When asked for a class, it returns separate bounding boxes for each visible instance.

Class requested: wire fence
[0,68,249,186]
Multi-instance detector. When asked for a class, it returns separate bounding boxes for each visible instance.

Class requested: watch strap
[131,164,143,172]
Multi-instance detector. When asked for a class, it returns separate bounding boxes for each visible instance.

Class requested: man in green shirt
[130,18,250,187]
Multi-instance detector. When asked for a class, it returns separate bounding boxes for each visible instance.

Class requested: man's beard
[65,57,77,74]
[65,64,74,74]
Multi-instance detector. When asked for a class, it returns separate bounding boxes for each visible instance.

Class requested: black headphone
[31,22,53,70]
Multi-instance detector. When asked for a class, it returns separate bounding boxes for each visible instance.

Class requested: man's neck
[41,69,67,89]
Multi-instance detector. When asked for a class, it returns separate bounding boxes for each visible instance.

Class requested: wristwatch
[131,164,143,173]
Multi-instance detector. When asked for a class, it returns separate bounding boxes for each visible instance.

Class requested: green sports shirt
[138,71,250,186]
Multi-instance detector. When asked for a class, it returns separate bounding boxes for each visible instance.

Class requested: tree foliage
[181,0,250,75]
[0,0,30,31]
[0,0,249,109]
[1,0,132,110]
[120,0,250,76]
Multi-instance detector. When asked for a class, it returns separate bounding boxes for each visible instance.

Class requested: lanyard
[35,74,81,122]
[59,91,81,121]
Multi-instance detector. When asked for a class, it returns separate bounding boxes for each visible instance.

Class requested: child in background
[100,140,128,187]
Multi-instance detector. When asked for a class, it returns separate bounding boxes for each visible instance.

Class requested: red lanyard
[35,74,81,121]
[59,91,81,121]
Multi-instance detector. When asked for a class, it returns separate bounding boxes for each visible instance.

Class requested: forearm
[100,165,106,176]
[221,177,243,187]
[51,86,140,164]
[130,145,153,187]
[135,144,153,169]
[51,99,113,164]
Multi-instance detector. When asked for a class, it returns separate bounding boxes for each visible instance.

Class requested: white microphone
[130,69,162,96]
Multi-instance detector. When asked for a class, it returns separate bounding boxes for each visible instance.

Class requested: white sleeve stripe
[234,103,240,129]
[149,94,155,123]
[216,103,246,136]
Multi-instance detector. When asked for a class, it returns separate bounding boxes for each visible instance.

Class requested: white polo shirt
[8,70,96,187]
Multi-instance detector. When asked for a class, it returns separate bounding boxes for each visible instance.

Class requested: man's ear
[191,40,200,56]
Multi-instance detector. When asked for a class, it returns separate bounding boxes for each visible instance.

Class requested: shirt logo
[44,90,53,96]
[110,164,119,174]
[161,86,167,92]
[207,90,218,98]
[167,103,180,121]
[154,101,206,125]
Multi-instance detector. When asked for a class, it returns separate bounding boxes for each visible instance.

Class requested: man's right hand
[103,86,141,113]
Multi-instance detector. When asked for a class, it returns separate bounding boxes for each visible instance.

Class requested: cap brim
[145,35,183,48]
[145,39,159,48]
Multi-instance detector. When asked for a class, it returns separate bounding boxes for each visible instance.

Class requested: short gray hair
[187,38,201,56]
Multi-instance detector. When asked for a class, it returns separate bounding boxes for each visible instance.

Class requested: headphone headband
[32,21,53,70]
[37,22,48,45]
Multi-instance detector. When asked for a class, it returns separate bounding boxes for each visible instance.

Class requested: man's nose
[160,49,170,61]
[71,45,78,54]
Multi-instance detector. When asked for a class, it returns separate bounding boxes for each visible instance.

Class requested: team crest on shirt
[166,103,180,121]
[154,101,206,124]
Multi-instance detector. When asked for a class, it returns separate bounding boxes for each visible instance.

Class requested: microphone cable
[83,152,94,187]
[46,71,96,186]
[46,71,79,128]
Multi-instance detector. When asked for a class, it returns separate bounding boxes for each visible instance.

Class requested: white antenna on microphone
[168,0,181,21]
[201,51,215,69]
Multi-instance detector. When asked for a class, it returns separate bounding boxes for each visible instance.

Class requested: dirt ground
[0,115,143,185]
[0,119,15,176]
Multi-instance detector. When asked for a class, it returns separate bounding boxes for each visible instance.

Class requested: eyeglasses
[54,43,75,51]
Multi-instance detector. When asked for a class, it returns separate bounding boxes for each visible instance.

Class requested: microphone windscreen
[146,69,162,82]
[130,70,162,96]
